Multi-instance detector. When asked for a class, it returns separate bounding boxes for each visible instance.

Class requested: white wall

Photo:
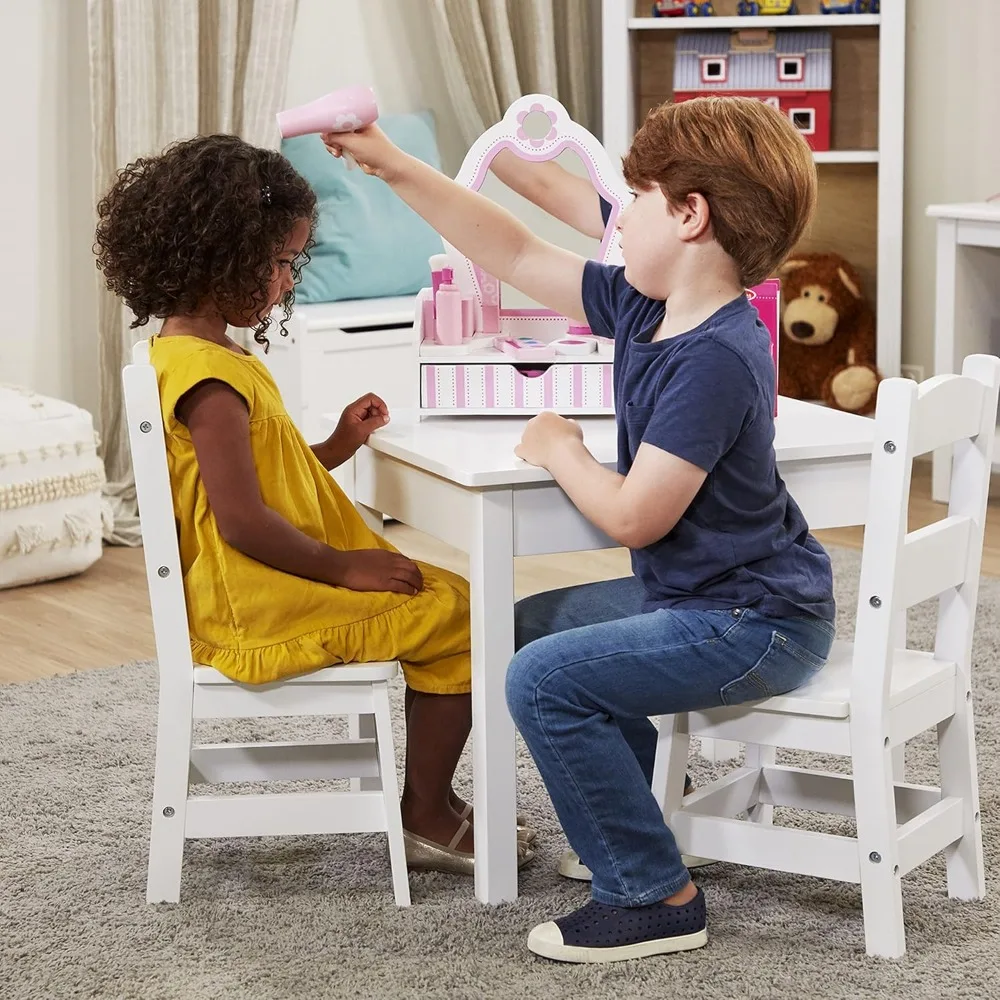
[902,1,1000,374]
[2,0,996,413]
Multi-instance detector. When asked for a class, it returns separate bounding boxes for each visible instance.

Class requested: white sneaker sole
[558,849,716,881]
[527,921,708,964]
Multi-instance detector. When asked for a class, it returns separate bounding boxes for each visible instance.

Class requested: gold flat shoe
[403,818,535,876]
[458,803,537,845]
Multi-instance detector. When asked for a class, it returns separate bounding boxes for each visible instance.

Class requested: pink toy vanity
[414,94,781,417]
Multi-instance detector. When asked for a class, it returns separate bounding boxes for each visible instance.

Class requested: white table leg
[932,218,958,503]
[470,488,519,904]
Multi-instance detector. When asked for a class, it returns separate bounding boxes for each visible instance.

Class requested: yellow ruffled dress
[149,334,471,692]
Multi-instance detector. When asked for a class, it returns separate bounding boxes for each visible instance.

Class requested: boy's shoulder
[581,261,663,340]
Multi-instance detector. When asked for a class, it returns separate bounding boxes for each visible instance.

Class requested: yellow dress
[149,334,471,692]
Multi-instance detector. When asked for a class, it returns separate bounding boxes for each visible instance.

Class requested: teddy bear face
[783,283,840,345]
[780,261,864,349]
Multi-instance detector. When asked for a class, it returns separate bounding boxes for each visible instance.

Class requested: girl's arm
[177,381,422,595]
[488,149,608,240]
[324,127,588,324]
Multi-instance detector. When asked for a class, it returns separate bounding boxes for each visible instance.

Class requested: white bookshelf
[628,13,880,29]
[601,0,907,377]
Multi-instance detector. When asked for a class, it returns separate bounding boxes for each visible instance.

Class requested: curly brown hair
[94,133,318,349]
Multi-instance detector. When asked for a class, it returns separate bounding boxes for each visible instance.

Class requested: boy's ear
[676,192,711,240]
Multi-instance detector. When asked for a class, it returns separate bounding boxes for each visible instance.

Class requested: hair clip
[261,184,272,206]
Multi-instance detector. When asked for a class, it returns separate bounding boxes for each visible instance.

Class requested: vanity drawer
[420,362,614,414]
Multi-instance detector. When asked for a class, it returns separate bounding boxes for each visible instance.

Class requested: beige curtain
[88,0,298,546]
[430,0,597,146]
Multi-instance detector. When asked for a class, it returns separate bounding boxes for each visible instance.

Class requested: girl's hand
[514,411,584,469]
[321,125,403,182]
[335,549,423,596]
[330,392,389,459]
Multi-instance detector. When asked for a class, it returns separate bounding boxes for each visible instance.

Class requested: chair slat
[896,515,972,609]
[912,374,987,458]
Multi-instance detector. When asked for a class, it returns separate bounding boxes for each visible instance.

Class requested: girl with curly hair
[95,133,534,874]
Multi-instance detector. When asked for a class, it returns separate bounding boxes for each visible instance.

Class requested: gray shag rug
[2,546,999,1000]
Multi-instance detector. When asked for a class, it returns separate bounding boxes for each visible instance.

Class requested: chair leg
[146,684,194,904]
[938,674,986,900]
[372,681,411,907]
[349,714,381,792]
[853,735,905,958]
[651,714,690,824]
[744,744,775,824]
[891,743,906,782]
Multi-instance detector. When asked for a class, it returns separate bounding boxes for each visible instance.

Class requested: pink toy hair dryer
[276,84,378,139]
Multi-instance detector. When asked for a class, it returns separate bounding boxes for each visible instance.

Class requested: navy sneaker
[527,888,708,964]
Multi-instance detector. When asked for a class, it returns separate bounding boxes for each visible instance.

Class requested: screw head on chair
[869,851,882,864]
[139,420,152,433]
[163,806,175,818]
[157,566,170,578]
[883,440,896,453]
[869,595,882,608]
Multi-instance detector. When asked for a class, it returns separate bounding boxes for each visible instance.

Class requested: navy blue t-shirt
[582,261,835,622]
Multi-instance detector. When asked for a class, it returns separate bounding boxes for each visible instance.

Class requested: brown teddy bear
[777,251,882,415]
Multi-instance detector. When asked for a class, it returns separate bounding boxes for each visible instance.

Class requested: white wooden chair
[651,354,1000,958]
[122,340,410,907]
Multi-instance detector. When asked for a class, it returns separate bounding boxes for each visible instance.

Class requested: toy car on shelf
[737,1,798,14]
[651,1,714,16]
[820,0,879,12]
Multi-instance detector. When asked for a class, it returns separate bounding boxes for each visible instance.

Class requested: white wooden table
[344,397,876,905]
[927,202,1000,502]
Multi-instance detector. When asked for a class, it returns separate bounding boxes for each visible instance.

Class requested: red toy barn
[672,30,832,152]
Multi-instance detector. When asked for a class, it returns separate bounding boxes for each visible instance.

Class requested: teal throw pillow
[282,110,444,303]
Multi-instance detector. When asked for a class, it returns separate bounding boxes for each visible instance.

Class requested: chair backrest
[122,338,196,678]
[852,354,1000,706]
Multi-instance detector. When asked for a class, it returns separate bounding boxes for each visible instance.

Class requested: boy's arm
[488,149,609,241]
[514,413,706,549]
[325,127,588,323]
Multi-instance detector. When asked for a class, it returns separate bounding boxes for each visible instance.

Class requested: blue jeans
[507,576,835,907]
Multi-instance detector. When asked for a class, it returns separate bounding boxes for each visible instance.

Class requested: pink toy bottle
[429,253,450,310]
[421,296,437,344]
[435,268,463,345]
[276,85,378,139]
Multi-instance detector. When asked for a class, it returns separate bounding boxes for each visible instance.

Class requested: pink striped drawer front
[421,363,614,411]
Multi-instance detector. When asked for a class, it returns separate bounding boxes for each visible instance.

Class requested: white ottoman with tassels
[0,386,105,589]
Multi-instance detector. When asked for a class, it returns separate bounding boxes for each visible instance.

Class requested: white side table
[927,202,1000,502]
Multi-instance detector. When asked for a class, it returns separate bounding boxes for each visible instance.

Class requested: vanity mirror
[413,93,781,417]
[415,94,628,416]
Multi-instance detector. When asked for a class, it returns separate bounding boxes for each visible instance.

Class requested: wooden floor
[2,464,997,686]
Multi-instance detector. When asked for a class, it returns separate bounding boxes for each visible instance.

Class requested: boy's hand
[325,392,389,465]
[321,125,403,182]
[514,411,584,469]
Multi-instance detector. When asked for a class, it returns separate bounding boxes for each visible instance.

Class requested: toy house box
[673,30,832,152]
[416,94,782,418]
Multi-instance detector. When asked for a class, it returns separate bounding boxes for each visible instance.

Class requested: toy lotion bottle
[421,296,437,343]
[435,268,463,345]
[429,253,450,311]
